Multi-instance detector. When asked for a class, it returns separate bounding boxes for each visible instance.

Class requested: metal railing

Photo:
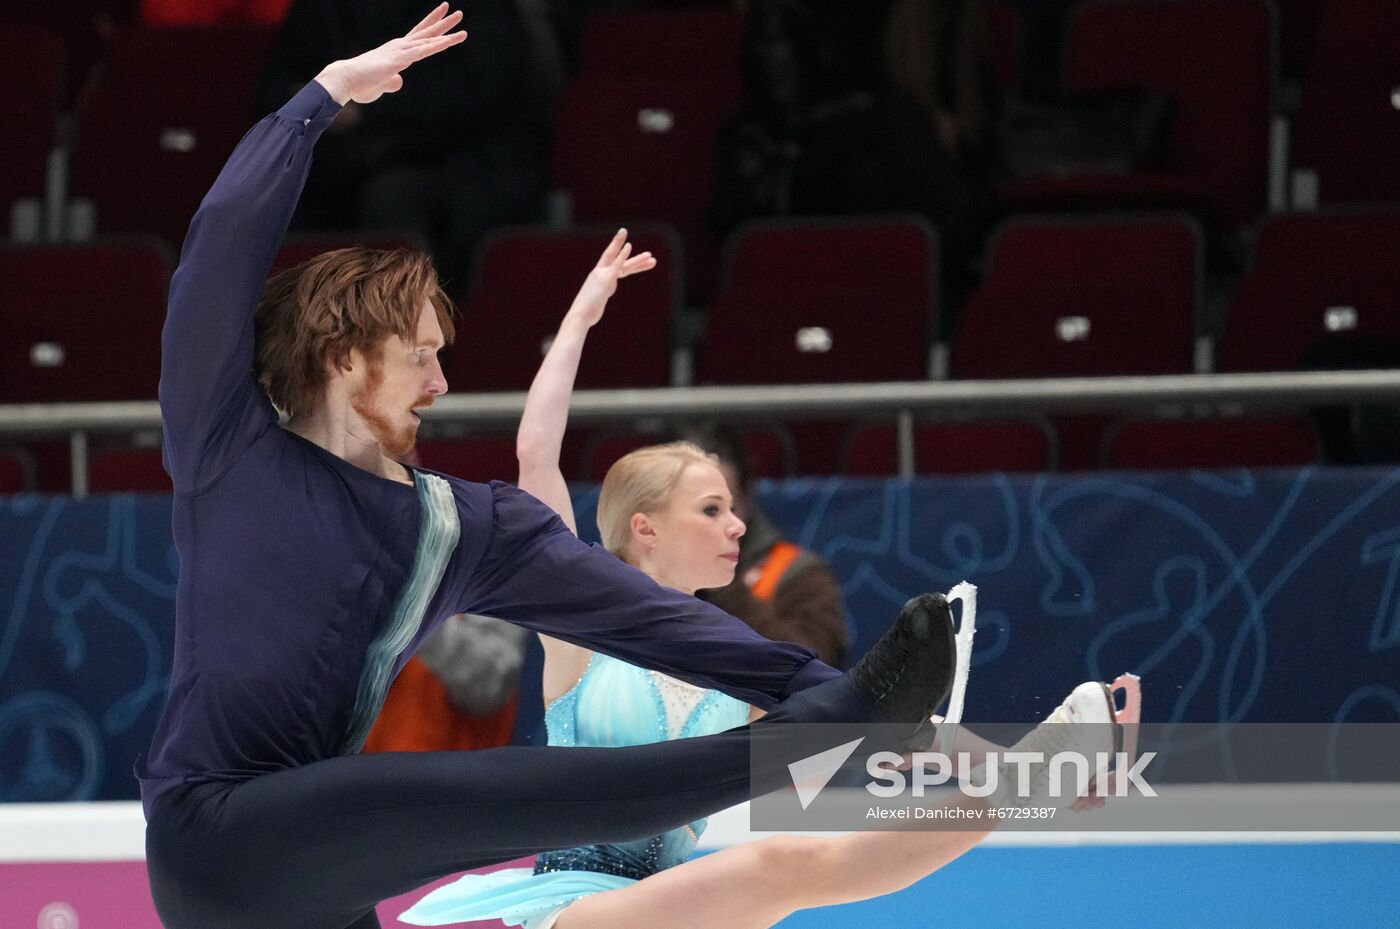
[2,370,1398,495]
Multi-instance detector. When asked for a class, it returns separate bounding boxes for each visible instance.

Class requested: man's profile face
[350,301,448,457]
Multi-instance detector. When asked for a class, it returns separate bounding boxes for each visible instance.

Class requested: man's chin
[381,426,418,460]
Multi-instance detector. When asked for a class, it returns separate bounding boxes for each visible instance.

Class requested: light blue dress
[400,653,751,928]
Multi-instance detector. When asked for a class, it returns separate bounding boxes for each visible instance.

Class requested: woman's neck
[626,553,696,597]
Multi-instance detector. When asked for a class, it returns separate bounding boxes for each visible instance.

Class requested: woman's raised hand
[566,228,657,329]
[315,4,467,106]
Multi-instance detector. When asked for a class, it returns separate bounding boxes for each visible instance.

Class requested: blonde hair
[596,441,719,560]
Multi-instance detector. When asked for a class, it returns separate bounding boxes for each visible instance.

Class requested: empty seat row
[463,210,1400,394]
[400,413,1331,480]
[0,232,427,404]
[999,0,1273,229]
[3,208,1395,489]
[1,23,274,245]
[0,410,1324,494]
[5,210,1400,406]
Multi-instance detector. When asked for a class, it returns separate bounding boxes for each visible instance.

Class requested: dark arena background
[2,1,1398,927]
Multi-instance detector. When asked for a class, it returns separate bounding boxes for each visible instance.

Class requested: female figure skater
[400,231,1121,929]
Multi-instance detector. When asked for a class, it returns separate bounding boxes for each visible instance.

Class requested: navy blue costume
[141,82,874,929]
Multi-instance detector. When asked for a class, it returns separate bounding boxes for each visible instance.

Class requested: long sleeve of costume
[460,485,841,710]
[158,82,341,491]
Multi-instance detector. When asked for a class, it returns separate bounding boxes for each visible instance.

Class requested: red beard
[350,359,418,458]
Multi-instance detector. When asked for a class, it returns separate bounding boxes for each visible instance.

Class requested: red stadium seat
[448,225,679,391]
[844,421,1053,475]
[582,427,793,482]
[552,75,742,301]
[71,24,276,246]
[1001,0,1273,227]
[581,431,665,482]
[1104,417,1321,469]
[271,231,431,275]
[1291,0,1400,205]
[563,6,745,301]
[1220,210,1400,372]
[89,447,171,492]
[955,215,1201,379]
[0,26,63,230]
[700,217,939,385]
[414,437,521,485]
[576,7,744,87]
[0,448,35,493]
[955,214,1201,470]
[0,240,173,403]
[698,217,939,475]
[736,427,797,479]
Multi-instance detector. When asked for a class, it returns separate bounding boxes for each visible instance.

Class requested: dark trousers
[145,673,876,929]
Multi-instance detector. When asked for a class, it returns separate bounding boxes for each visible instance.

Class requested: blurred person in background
[258,0,563,281]
[714,0,998,296]
[1000,0,1075,101]
[363,612,527,751]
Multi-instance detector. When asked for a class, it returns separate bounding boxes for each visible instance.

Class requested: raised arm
[461,486,841,709]
[516,229,655,531]
[159,5,467,490]
[516,230,654,700]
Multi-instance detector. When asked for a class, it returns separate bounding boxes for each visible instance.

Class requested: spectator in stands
[1000,0,1074,101]
[884,0,1000,209]
[257,0,560,281]
[684,425,849,667]
[363,612,527,752]
[713,0,997,297]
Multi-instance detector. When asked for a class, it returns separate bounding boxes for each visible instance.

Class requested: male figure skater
[140,7,956,927]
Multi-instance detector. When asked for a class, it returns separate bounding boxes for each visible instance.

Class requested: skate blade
[1106,673,1142,795]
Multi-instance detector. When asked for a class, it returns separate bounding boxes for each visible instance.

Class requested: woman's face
[642,461,746,594]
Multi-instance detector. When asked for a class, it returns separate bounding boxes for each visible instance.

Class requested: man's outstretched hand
[315,3,467,107]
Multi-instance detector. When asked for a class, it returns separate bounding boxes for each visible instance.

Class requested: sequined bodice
[535,653,750,880]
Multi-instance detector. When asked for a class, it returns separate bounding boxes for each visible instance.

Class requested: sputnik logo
[787,737,866,810]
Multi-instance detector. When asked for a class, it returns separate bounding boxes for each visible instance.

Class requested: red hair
[254,248,454,417]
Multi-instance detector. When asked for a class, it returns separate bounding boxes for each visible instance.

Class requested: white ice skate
[986,673,1142,811]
